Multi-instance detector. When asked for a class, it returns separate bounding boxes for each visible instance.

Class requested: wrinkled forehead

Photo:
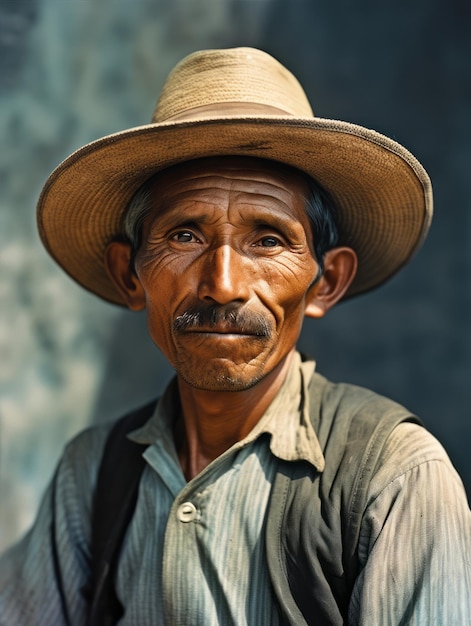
[126,157,319,254]
[142,157,312,227]
[149,155,311,196]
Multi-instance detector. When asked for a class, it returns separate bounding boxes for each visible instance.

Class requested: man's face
[132,157,320,392]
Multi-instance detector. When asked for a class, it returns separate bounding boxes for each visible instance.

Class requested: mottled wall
[0,0,470,551]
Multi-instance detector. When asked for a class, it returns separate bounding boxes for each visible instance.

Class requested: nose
[197,244,250,305]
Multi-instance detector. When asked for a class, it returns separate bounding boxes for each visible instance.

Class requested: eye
[258,235,282,248]
[170,230,199,243]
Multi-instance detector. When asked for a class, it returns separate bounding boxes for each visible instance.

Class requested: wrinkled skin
[140,160,322,391]
[106,157,357,476]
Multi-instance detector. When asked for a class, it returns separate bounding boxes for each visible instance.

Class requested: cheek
[144,298,187,369]
[136,244,179,285]
[257,255,318,318]
[134,250,188,360]
[135,241,197,307]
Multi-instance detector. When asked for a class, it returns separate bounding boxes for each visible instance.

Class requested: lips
[183,323,255,335]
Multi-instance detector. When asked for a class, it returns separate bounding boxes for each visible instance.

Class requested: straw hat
[37,47,433,305]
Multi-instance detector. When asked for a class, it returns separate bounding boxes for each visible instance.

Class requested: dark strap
[87,399,157,626]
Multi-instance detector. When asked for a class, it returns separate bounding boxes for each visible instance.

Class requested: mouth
[181,330,267,344]
[183,324,262,336]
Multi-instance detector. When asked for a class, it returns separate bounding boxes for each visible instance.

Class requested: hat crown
[152,47,314,123]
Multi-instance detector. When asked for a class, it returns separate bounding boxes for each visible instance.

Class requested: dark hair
[303,177,339,273]
[123,166,340,274]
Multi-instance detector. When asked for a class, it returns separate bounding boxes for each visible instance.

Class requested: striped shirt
[0,353,470,624]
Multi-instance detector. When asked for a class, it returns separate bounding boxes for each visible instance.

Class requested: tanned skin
[105,157,357,480]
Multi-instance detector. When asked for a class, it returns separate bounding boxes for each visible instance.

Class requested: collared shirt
[0,353,470,625]
[112,351,316,625]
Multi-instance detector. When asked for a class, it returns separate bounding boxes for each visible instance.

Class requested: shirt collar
[242,351,325,471]
[128,351,325,472]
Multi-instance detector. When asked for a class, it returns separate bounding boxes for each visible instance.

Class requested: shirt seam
[367,455,455,505]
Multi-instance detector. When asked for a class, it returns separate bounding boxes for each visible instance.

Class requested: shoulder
[310,372,418,459]
[49,421,117,526]
[368,421,468,501]
[352,422,471,624]
[359,422,470,562]
[56,399,157,516]
[313,371,413,416]
[59,397,156,477]
[60,421,115,478]
[357,421,471,573]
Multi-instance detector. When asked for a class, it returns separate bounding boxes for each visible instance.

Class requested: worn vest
[266,371,420,624]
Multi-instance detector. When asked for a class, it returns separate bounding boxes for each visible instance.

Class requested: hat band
[155,101,293,123]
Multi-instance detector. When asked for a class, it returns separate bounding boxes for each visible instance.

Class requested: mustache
[173,304,272,337]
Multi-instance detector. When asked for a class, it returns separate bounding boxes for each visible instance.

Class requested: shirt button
[177,501,198,522]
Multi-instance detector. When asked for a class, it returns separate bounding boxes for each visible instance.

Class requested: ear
[104,241,146,311]
[304,247,358,319]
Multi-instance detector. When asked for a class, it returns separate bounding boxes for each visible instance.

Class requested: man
[1,47,470,625]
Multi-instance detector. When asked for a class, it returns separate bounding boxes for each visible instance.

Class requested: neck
[174,350,295,481]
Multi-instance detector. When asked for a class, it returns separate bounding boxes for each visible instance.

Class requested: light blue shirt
[1,353,470,624]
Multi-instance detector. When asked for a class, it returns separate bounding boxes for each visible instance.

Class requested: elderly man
[1,47,470,625]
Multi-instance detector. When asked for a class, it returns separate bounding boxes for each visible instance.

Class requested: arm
[349,422,471,625]
[0,424,110,626]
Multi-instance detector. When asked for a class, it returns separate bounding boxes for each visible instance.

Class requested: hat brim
[37,115,433,305]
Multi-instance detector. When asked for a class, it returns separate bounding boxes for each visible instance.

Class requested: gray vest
[266,371,420,625]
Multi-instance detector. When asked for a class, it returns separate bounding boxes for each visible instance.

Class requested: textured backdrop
[0,0,470,551]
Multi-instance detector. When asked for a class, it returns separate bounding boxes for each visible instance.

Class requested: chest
[114,439,280,625]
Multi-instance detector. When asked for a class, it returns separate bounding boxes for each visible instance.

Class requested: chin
[179,362,265,392]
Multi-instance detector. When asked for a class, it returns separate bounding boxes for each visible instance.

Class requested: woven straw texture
[37,48,432,305]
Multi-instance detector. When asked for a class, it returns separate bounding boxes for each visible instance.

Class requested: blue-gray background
[0,0,469,550]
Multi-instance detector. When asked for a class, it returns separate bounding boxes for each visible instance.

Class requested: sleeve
[0,423,110,626]
[348,422,471,626]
